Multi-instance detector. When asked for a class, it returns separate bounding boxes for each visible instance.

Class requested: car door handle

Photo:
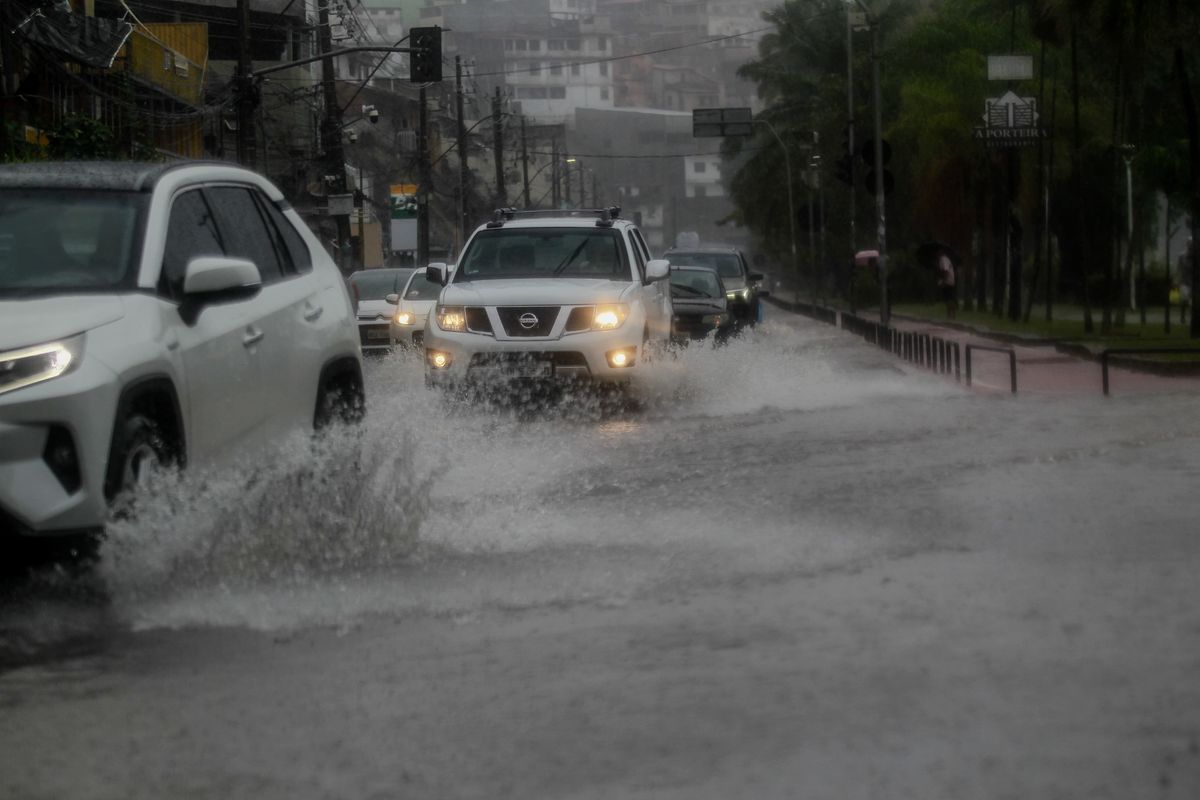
[303,304,324,322]
[242,327,265,347]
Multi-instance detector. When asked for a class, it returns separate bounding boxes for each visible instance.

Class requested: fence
[965,344,1018,394]
[1100,348,1200,395]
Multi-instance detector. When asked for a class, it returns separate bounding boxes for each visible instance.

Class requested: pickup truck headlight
[0,334,85,397]
[591,304,629,331]
[435,305,466,332]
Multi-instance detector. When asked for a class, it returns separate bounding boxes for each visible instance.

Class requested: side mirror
[747,271,764,283]
[425,262,448,286]
[183,256,261,298]
[645,258,670,283]
[385,293,400,305]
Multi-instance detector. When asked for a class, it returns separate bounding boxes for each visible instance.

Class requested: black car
[663,246,767,327]
[669,265,734,343]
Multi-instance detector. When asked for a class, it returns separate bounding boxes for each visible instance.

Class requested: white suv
[423,208,672,387]
[0,161,364,539]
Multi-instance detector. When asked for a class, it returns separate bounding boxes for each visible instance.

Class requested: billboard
[390,183,418,252]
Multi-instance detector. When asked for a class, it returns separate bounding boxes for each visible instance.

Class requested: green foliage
[46,114,120,160]
[728,0,1199,323]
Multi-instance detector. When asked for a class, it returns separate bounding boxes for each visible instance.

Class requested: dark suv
[662,246,766,327]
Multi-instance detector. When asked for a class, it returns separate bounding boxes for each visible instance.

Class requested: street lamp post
[757,119,800,300]
[847,0,889,325]
[1119,144,1138,316]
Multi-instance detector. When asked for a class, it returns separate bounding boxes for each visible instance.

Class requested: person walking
[936,248,957,319]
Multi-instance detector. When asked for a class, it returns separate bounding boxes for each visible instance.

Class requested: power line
[472,25,776,78]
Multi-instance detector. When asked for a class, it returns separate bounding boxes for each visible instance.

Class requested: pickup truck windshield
[455,228,628,281]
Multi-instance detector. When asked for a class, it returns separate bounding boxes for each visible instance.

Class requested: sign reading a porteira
[390,183,418,252]
[971,90,1048,148]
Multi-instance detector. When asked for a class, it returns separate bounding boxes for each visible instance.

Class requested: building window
[549,86,566,99]
[599,62,608,76]
[567,39,581,50]
[516,40,527,51]
[529,40,541,51]
[693,185,707,198]
[694,161,707,173]
[600,88,609,100]
[597,35,609,51]
[571,63,581,76]
[505,40,514,51]
[529,62,541,75]
[548,39,563,50]
[550,63,562,76]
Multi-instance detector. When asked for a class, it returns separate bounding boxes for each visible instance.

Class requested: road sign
[328,193,355,216]
[692,107,754,138]
[971,90,1048,148]
[987,55,1034,81]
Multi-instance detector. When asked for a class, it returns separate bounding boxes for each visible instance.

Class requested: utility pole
[846,5,857,297]
[564,157,573,207]
[455,56,468,245]
[417,86,430,266]
[551,138,559,208]
[870,19,889,326]
[579,162,586,207]
[493,86,506,206]
[318,0,350,273]
[593,172,598,208]
[235,0,256,167]
[521,116,530,207]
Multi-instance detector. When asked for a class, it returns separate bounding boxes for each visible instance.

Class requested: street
[2,310,1200,799]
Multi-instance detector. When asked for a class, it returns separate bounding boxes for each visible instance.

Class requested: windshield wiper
[552,239,591,275]
[671,284,709,297]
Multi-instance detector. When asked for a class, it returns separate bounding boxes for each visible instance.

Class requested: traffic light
[835,154,853,185]
[861,139,894,196]
[409,27,442,83]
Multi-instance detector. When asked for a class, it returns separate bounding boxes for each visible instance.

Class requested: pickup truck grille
[496,306,560,337]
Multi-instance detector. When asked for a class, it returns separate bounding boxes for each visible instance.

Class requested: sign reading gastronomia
[972,90,1048,148]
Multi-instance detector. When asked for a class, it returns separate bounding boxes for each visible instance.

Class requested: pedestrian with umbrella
[917,242,961,320]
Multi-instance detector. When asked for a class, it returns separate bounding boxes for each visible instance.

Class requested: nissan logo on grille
[518,313,539,329]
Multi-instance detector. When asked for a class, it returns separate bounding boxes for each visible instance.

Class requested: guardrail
[1100,348,1200,395]
[838,311,961,382]
[965,344,1017,394]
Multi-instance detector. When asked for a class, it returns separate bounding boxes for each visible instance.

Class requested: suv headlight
[0,334,85,397]
[435,305,466,332]
[726,288,750,301]
[591,304,629,331]
[394,310,415,326]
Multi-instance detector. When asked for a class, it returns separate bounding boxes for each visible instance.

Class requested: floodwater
[2,312,1199,799]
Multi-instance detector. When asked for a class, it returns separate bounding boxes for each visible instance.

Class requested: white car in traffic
[390,265,451,348]
[0,161,364,540]
[423,207,672,387]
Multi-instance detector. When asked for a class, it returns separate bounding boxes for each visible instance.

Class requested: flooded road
[3,312,1199,799]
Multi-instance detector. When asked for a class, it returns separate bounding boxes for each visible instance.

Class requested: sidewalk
[766,292,1200,396]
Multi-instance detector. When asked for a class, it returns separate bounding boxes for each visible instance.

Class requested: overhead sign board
[987,55,1034,81]
[972,90,1048,148]
[390,183,419,252]
[692,107,754,138]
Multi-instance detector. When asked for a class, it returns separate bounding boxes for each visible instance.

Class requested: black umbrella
[916,241,962,269]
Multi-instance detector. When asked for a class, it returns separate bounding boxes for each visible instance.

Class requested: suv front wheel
[106,413,172,518]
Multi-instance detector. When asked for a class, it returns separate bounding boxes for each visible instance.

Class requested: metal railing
[965,344,1017,394]
[1100,348,1200,395]
[838,311,961,381]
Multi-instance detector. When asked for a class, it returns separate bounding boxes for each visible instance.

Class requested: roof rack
[485,206,622,228]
